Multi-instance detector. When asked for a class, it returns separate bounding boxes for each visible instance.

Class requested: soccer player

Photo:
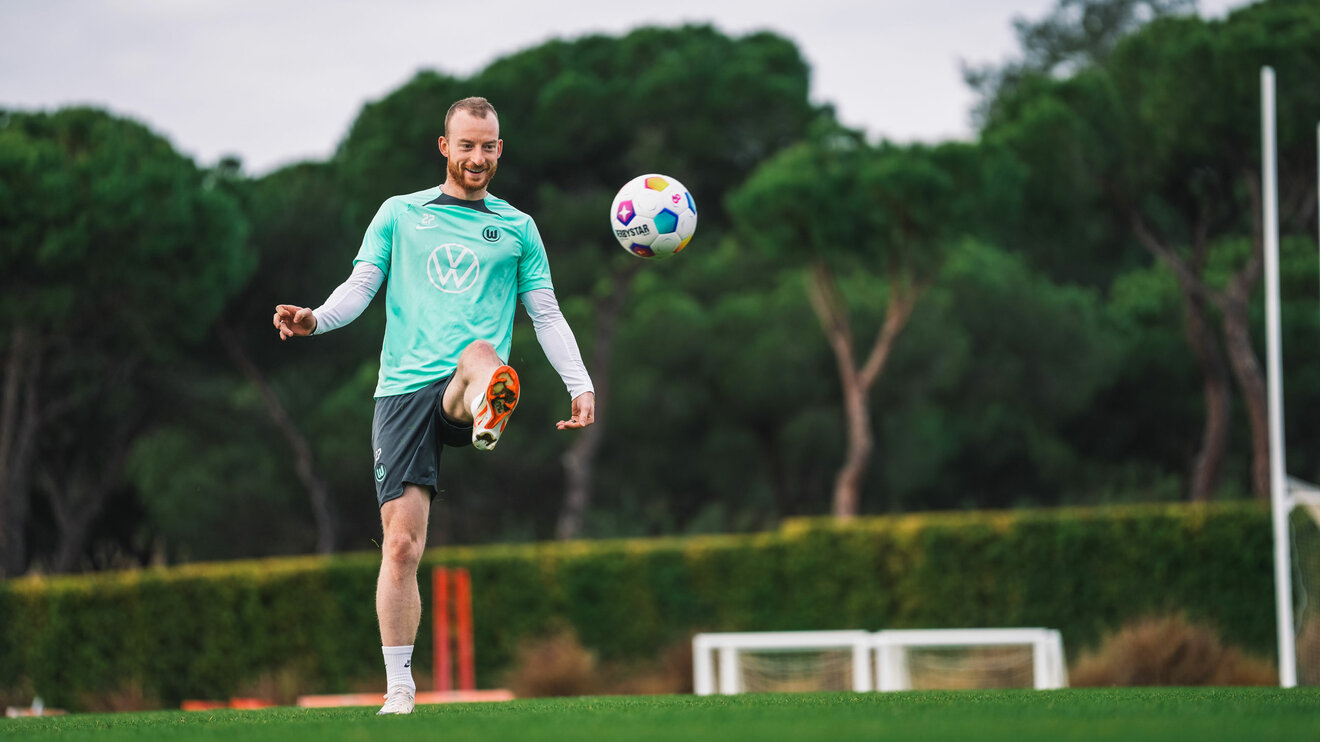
[272,97,595,715]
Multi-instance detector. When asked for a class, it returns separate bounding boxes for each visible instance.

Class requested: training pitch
[3,688,1318,742]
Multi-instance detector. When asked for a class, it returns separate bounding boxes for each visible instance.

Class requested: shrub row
[0,502,1274,708]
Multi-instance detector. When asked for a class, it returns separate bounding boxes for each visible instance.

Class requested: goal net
[873,629,1067,691]
[692,631,873,695]
[888,644,1037,690]
[692,629,1067,695]
[1289,479,1320,685]
[736,648,858,693]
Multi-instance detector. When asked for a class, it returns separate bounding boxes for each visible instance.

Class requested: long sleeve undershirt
[310,262,594,399]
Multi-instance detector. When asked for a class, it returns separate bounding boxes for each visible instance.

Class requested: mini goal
[692,628,1067,695]
[1289,478,1320,685]
[692,631,873,695]
[872,628,1067,691]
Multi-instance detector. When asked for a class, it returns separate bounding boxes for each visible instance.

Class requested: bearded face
[441,110,502,198]
[446,152,497,193]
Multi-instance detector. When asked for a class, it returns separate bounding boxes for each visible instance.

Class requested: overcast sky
[1,0,1249,176]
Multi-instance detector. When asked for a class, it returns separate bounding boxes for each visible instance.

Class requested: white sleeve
[520,288,594,399]
[310,261,385,335]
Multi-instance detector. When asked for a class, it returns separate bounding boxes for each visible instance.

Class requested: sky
[0,0,1250,176]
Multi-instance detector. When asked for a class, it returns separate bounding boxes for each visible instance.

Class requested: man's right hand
[273,304,317,340]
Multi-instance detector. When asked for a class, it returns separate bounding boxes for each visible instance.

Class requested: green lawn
[4,689,1318,742]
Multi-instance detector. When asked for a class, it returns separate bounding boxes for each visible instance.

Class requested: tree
[124,160,383,560]
[0,108,251,574]
[981,68,1234,498]
[964,0,1197,127]
[587,237,839,533]
[863,240,1121,511]
[218,161,369,554]
[982,0,1320,499]
[728,137,979,517]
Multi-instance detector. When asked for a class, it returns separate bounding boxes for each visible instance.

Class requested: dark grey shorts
[371,375,472,507]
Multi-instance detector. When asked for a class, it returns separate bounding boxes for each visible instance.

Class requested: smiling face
[439,109,502,200]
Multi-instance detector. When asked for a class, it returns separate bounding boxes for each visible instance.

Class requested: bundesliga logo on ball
[609,174,698,259]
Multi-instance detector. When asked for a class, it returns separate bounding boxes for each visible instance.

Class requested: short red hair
[445,97,498,136]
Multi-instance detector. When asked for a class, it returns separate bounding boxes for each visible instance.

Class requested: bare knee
[379,486,429,571]
[460,340,498,365]
[448,341,503,419]
[381,531,424,576]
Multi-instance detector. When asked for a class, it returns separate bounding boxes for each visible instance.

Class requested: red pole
[433,567,451,692]
[455,568,475,691]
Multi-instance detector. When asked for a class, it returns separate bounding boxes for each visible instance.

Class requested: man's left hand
[556,392,596,430]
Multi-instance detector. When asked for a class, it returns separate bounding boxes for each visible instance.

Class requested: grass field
[4,688,1318,742]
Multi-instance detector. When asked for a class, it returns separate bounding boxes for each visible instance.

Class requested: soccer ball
[608,174,697,259]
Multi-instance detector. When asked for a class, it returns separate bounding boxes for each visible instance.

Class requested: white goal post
[872,628,1067,691]
[693,628,1067,695]
[692,631,873,695]
[1261,66,1320,688]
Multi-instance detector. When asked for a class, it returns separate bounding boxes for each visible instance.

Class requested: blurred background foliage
[2,1,1319,575]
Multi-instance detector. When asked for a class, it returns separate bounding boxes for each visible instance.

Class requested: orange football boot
[471,365,519,451]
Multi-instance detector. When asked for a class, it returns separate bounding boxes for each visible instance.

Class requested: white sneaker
[471,365,519,451]
[376,685,415,715]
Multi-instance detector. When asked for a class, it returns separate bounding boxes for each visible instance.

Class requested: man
[272,97,595,715]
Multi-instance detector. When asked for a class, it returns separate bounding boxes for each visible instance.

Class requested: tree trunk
[558,422,603,540]
[0,327,40,577]
[1221,293,1270,499]
[0,327,23,575]
[1129,212,1242,501]
[1222,234,1269,497]
[806,260,922,520]
[831,384,873,519]
[556,260,641,540]
[1222,177,1271,499]
[1179,291,1231,501]
[44,439,129,573]
[36,353,140,574]
[220,326,337,553]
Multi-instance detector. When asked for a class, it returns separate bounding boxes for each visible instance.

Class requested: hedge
[0,502,1275,708]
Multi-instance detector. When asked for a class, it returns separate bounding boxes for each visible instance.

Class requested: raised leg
[441,340,519,450]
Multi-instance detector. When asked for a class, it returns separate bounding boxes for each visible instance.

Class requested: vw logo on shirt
[427,243,480,293]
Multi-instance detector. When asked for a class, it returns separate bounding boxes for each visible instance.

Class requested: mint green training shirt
[353,187,554,398]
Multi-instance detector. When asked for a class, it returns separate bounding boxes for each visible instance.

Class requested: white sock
[382,645,416,692]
